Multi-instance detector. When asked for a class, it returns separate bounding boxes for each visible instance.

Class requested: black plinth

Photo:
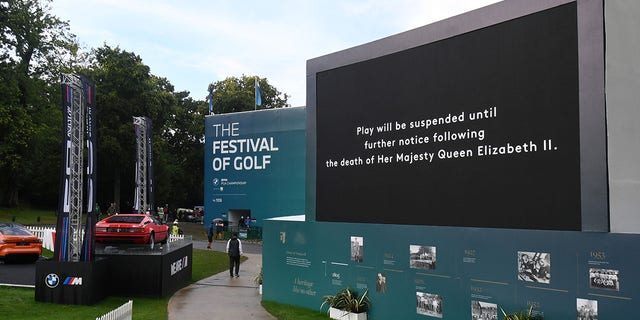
[34,240,192,305]
[97,241,193,298]
[35,258,108,305]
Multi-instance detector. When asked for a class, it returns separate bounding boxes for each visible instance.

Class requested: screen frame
[305,0,607,231]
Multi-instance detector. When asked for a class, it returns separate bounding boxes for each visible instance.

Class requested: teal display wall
[204,107,305,226]
[264,220,639,319]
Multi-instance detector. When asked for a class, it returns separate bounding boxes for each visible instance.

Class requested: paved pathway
[167,241,275,320]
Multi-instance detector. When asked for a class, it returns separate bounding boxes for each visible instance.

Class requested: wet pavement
[168,240,275,319]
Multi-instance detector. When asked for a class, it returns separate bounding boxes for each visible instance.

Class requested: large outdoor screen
[315,3,581,230]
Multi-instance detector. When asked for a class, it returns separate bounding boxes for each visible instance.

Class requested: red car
[95,214,169,249]
[0,222,43,263]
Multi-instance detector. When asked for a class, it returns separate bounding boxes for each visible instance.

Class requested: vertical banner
[54,78,73,261]
[81,75,97,262]
[146,117,155,214]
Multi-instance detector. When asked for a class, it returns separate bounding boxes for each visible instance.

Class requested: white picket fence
[169,234,184,242]
[27,226,56,251]
[96,300,133,320]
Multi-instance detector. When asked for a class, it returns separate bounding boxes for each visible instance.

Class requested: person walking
[226,232,243,278]
[216,220,224,240]
[206,220,215,249]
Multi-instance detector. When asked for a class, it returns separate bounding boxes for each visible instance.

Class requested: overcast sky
[51,0,500,107]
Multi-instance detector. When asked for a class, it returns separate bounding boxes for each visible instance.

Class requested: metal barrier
[96,300,133,320]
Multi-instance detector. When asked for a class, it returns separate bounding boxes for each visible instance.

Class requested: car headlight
[96,227,107,232]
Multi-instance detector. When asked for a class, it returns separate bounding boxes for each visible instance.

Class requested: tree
[158,92,207,207]
[0,0,79,207]
[1,0,78,106]
[207,75,289,114]
[0,105,34,206]
[81,45,176,212]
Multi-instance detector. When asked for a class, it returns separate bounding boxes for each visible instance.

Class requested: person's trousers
[229,255,240,276]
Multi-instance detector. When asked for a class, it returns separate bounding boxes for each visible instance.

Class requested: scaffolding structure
[60,73,85,262]
[133,117,149,213]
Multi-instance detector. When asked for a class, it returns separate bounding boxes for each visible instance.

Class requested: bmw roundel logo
[45,273,60,288]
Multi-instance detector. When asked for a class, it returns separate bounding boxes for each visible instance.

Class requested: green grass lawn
[262,300,329,320]
[0,288,168,320]
[0,249,227,320]
[0,207,57,225]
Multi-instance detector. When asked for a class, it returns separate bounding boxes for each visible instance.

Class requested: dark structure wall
[308,0,610,232]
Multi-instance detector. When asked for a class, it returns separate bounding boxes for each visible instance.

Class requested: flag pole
[254,76,262,111]
[208,86,214,115]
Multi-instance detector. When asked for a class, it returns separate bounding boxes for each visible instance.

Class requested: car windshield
[106,216,144,224]
[0,224,33,236]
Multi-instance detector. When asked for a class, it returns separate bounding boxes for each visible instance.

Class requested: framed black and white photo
[517,251,551,284]
[416,291,443,318]
[589,268,620,291]
[471,301,497,320]
[577,298,598,320]
[410,245,437,270]
[350,236,364,262]
[376,272,387,293]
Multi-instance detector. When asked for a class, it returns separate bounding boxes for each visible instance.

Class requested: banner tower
[133,116,154,214]
[54,73,97,262]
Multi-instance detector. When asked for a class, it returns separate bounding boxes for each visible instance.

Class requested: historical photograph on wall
[517,251,551,284]
[577,298,598,320]
[410,245,437,270]
[589,268,620,291]
[416,291,443,318]
[471,300,497,320]
[376,272,387,293]
[350,236,363,262]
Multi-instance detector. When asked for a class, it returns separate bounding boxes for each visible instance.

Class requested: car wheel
[148,232,155,250]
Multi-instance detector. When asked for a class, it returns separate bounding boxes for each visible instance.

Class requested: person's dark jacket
[226,236,242,257]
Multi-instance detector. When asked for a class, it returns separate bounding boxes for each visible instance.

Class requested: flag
[255,78,262,107]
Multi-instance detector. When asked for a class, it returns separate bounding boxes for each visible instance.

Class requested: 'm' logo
[63,277,83,286]
[45,273,59,288]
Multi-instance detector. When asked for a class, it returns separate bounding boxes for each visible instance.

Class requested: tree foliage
[80,45,178,211]
[1,0,79,106]
[0,0,78,207]
[208,75,289,114]
[157,92,207,207]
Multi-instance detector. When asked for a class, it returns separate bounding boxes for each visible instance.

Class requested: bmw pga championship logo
[45,273,59,288]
